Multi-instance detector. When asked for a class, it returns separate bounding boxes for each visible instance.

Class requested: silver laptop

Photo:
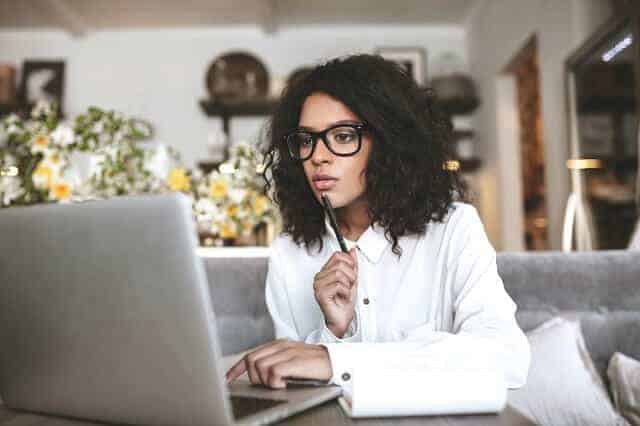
[0,193,341,425]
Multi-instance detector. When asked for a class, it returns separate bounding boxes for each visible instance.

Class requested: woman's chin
[316,190,341,205]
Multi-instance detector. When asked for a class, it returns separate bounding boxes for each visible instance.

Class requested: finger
[315,262,356,284]
[226,339,289,384]
[319,282,352,306]
[266,357,321,389]
[255,350,296,386]
[226,358,247,384]
[315,270,354,293]
[321,252,355,271]
[332,283,351,305]
[245,341,292,385]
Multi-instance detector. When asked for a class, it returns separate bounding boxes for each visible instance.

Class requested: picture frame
[19,60,66,114]
[375,47,427,85]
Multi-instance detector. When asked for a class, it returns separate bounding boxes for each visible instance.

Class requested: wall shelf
[459,157,482,172]
[439,96,480,115]
[199,97,278,134]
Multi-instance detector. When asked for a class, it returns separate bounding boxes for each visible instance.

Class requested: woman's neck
[335,197,372,241]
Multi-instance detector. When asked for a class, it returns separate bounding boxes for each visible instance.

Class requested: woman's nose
[310,137,332,165]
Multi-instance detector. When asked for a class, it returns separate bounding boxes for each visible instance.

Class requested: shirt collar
[323,215,389,263]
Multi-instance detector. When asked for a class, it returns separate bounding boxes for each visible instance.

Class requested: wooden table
[0,401,535,425]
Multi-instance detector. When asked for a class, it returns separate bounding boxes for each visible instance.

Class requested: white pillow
[508,317,627,426]
[608,352,640,425]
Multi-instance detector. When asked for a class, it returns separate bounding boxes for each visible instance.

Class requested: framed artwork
[375,47,427,85]
[19,60,66,113]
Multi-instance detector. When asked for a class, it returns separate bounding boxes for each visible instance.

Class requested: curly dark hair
[263,54,467,257]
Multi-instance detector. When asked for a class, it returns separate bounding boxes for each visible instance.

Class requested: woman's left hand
[225,339,332,389]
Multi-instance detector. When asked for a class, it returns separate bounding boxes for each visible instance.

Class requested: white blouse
[264,202,530,390]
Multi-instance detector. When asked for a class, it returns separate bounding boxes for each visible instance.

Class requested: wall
[466,0,614,250]
[0,24,467,168]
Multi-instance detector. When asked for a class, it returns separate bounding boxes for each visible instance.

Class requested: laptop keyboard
[230,395,287,420]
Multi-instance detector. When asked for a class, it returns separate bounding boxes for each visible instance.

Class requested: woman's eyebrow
[297,120,361,131]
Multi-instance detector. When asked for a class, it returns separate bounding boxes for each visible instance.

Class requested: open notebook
[337,366,507,418]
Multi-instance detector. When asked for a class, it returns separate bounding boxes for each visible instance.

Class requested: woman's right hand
[313,248,358,338]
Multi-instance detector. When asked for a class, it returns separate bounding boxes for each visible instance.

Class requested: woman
[226,54,530,391]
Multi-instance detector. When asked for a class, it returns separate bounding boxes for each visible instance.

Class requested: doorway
[505,36,550,250]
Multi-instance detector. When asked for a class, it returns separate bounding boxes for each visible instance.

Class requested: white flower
[228,188,246,204]
[92,121,104,134]
[6,124,20,135]
[113,130,126,144]
[30,134,52,155]
[68,151,103,183]
[141,143,173,180]
[50,124,75,147]
[5,113,19,125]
[0,175,24,206]
[31,100,54,118]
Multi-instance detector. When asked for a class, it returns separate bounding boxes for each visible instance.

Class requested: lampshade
[566,158,603,170]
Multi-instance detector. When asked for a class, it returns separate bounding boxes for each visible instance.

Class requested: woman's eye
[299,135,313,146]
[334,132,356,143]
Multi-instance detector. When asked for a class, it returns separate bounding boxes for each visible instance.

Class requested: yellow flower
[45,152,62,167]
[31,135,50,154]
[168,168,191,192]
[226,204,239,218]
[251,195,269,216]
[209,177,228,199]
[51,181,72,201]
[219,221,238,239]
[32,163,54,189]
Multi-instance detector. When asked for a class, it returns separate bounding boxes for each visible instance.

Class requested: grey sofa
[203,250,640,390]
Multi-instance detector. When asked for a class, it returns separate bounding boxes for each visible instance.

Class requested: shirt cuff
[321,341,356,390]
[321,309,360,342]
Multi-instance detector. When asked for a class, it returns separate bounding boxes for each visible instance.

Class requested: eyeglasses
[285,123,367,161]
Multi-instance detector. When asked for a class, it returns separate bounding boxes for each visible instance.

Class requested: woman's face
[298,92,373,209]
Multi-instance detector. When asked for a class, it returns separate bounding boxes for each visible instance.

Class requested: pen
[321,194,349,253]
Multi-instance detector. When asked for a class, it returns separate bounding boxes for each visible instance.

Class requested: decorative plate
[206,52,269,99]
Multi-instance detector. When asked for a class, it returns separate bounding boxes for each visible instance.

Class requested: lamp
[561,158,602,251]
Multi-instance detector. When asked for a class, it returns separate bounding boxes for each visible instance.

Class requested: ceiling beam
[43,0,88,37]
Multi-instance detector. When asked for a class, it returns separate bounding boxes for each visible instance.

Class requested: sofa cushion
[499,251,640,383]
[608,352,640,425]
[507,317,626,426]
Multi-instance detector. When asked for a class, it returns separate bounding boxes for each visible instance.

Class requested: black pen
[321,194,349,253]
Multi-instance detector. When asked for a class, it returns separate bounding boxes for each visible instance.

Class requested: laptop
[0,193,341,425]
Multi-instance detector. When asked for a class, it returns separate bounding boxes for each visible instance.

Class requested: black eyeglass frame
[284,123,368,161]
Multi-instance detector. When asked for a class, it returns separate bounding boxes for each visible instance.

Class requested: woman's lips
[313,179,337,191]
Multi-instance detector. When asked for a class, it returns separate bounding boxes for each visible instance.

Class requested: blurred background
[0,0,638,251]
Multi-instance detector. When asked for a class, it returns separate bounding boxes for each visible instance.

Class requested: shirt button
[363,298,370,305]
[341,372,351,381]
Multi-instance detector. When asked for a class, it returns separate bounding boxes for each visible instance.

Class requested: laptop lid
[0,194,234,426]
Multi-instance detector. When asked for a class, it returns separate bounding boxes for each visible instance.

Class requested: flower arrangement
[0,102,277,246]
[0,101,164,206]
[192,142,275,244]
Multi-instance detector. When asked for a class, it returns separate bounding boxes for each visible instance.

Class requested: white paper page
[345,367,506,418]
